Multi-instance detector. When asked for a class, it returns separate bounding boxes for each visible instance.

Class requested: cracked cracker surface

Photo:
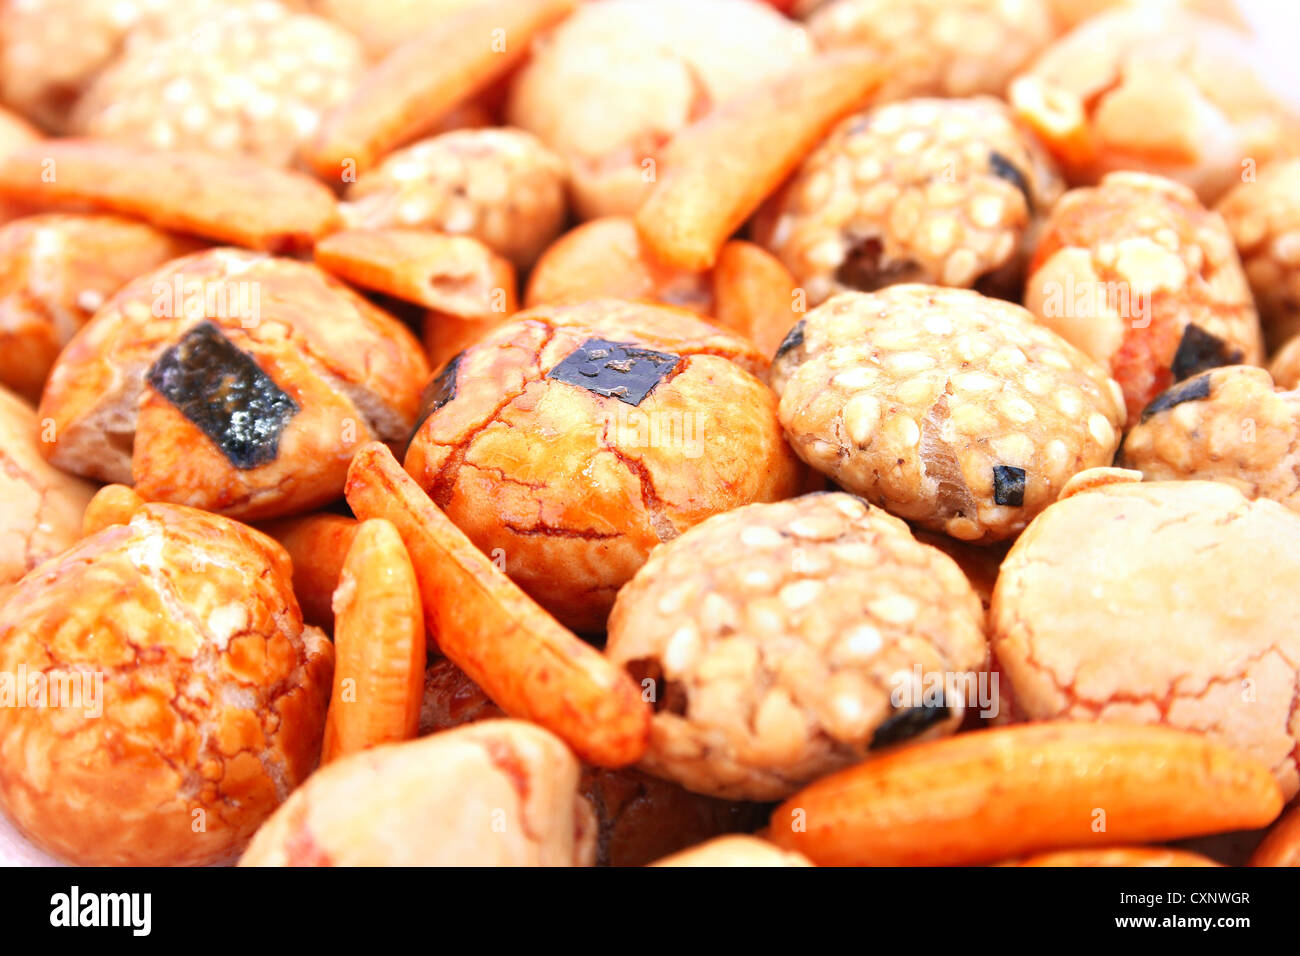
[604,492,988,801]
[754,96,1063,306]
[991,477,1300,798]
[1119,365,1300,514]
[505,0,810,219]
[0,501,332,865]
[1025,171,1262,419]
[38,247,429,519]
[0,386,95,589]
[240,720,595,866]
[405,299,804,634]
[773,286,1125,542]
[0,213,200,401]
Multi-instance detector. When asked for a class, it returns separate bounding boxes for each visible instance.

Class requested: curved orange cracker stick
[711,240,800,358]
[257,513,360,631]
[0,141,339,253]
[344,441,651,767]
[421,311,512,376]
[999,847,1221,867]
[1249,803,1300,866]
[524,216,713,310]
[315,229,517,317]
[320,518,425,764]
[81,484,146,537]
[770,723,1283,866]
[304,0,578,181]
[1009,76,1100,171]
[635,51,885,271]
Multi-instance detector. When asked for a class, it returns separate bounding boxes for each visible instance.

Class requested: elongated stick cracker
[711,239,800,358]
[0,141,340,252]
[321,518,424,764]
[257,513,360,631]
[635,51,884,271]
[770,722,1283,866]
[304,0,577,181]
[999,847,1220,867]
[422,311,512,375]
[315,228,517,317]
[344,442,650,767]
[1250,803,1300,866]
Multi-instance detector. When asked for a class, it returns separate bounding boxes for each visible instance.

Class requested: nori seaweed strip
[989,151,1034,212]
[1170,323,1242,381]
[147,321,298,470]
[992,465,1026,506]
[871,702,950,750]
[547,338,680,406]
[774,319,805,360]
[408,350,464,446]
[1140,373,1213,422]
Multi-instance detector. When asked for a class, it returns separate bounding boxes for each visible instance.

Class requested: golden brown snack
[769,723,1283,866]
[1118,366,1300,513]
[1250,803,1300,866]
[315,228,517,317]
[525,217,800,357]
[709,240,803,359]
[341,128,567,269]
[81,483,145,537]
[240,720,595,866]
[404,299,802,632]
[1044,0,1248,33]
[417,655,768,866]
[308,0,484,58]
[773,287,1125,542]
[753,97,1063,306]
[636,50,885,272]
[1001,847,1221,867]
[910,529,1007,613]
[345,442,652,767]
[650,836,813,867]
[1217,158,1300,350]
[421,312,515,379]
[0,501,333,866]
[1011,8,1298,203]
[38,248,429,520]
[991,476,1300,798]
[507,0,811,220]
[0,140,341,253]
[304,0,577,180]
[320,519,424,763]
[1270,334,1300,390]
[70,3,363,167]
[0,213,200,401]
[0,386,95,590]
[0,107,40,225]
[606,493,988,800]
[0,0,253,132]
[1024,172,1261,419]
[808,0,1055,102]
[257,512,359,631]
